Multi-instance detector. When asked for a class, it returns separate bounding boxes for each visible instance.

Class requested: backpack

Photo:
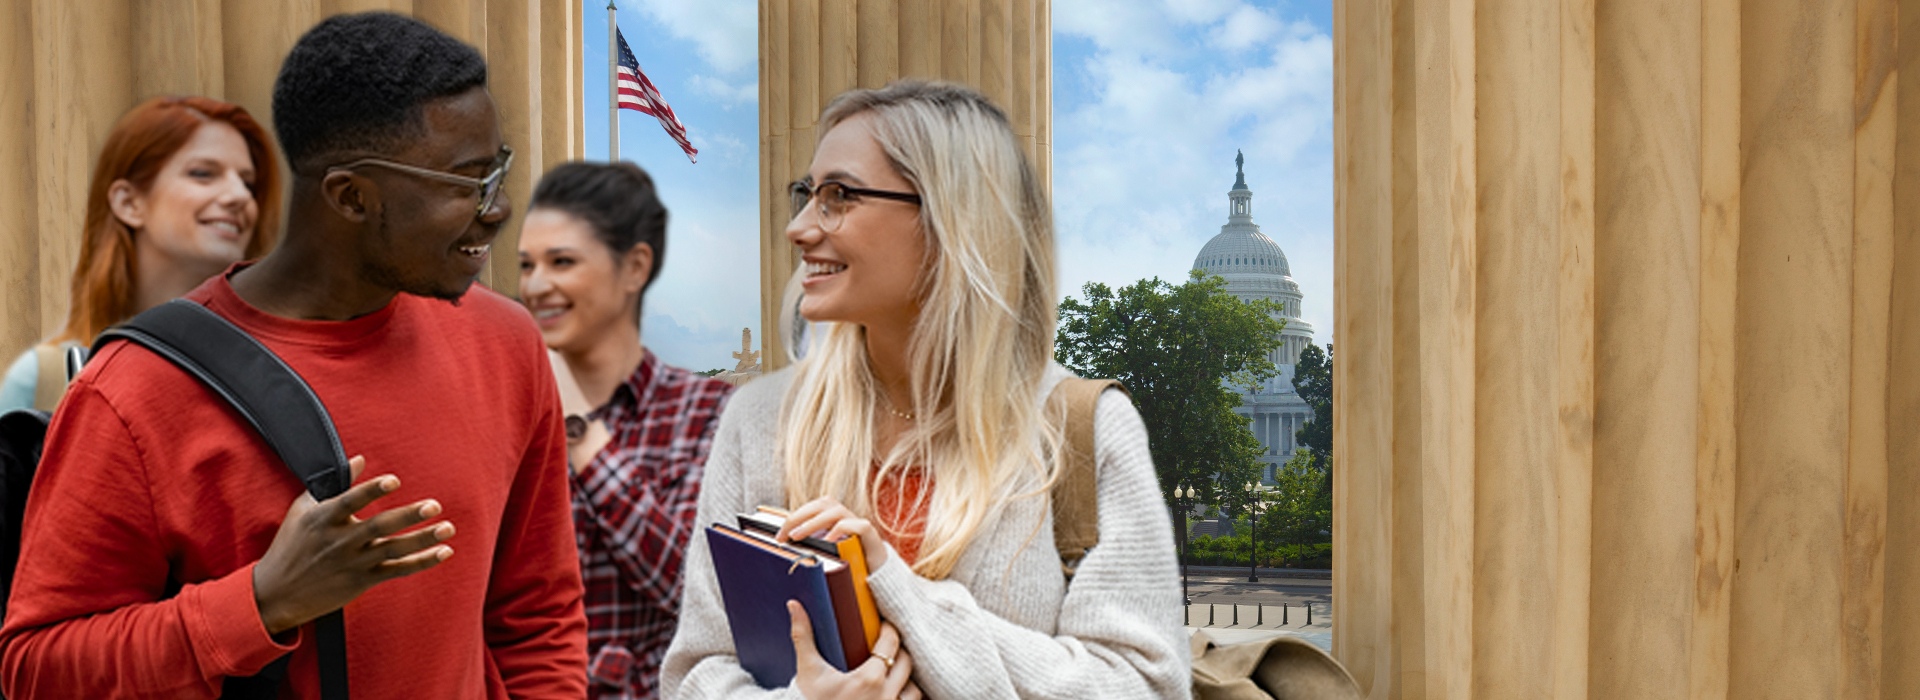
[1046,376,1128,582]
[1189,628,1361,699]
[0,299,351,699]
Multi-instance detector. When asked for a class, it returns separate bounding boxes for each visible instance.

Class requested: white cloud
[631,0,757,75]
[1055,0,1283,57]
[1162,0,1241,24]
[1212,5,1286,52]
[685,129,750,165]
[689,74,758,107]
[643,311,741,372]
[1053,0,1186,57]
[644,202,759,318]
[641,202,761,369]
[1052,5,1336,343]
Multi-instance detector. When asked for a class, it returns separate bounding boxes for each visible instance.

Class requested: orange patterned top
[871,464,933,566]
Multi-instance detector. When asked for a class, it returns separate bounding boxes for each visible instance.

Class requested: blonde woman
[661,82,1188,699]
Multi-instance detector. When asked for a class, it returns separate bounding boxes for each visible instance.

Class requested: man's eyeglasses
[330,146,515,220]
[788,179,921,233]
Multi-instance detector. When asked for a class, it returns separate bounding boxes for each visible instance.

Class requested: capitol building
[1192,152,1316,484]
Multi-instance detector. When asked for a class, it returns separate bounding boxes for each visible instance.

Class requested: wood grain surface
[1334,0,1918,697]
[0,1,581,362]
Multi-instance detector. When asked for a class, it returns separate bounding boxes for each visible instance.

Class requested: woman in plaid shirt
[517,161,736,699]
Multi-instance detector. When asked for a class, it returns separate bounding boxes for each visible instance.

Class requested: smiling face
[517,208,651,353]
[785,112,929,331]
[115,120,259,270]
[353,86,512,301]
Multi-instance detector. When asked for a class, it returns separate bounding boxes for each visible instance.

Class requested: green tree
[1259,451,1332,548]
[1055,270,1286,547]
[1290,343,1335,537]
[1291,343,1332,469]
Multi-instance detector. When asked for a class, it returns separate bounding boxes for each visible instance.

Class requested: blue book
[706,523,851,688]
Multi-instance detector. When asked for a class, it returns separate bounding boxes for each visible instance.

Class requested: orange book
[743,507,881,648]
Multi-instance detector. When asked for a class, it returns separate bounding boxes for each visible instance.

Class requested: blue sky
[1052,0,1334,346]
[584,1,760,372]
[580,0,1333,370]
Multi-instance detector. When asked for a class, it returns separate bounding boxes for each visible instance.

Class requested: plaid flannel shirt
[572,351,734,699]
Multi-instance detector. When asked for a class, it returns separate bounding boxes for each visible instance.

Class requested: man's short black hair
[530,161,668,297]
[273,12,488,173]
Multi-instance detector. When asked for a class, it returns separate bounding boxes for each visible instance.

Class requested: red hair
[55,95,282,343]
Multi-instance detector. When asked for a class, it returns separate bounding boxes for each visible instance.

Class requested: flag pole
[607,0,619,162]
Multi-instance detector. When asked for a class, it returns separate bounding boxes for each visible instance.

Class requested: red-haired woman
[1,95,280,412]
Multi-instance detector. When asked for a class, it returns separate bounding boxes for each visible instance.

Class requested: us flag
[616,28,698,163]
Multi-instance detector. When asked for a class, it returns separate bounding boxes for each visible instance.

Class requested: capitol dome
[1194,231,1298,291]
[1192,151,1314,366]
[1192,151,1319,484]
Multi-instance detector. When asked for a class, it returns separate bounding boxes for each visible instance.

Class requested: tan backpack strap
[31,344,66,412]
[1048,376,1129,581]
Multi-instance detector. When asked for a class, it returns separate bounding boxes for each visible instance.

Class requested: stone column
[758,0,1051,369]
[0,0,582,360]
[1334,0,1919,697]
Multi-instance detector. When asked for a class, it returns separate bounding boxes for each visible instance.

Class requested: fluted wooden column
[758,0,1050,369]
[1335,0,1919,697]
[0,0,581,362]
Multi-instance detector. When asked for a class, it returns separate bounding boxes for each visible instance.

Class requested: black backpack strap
[94,300,352,498]
[93,299,350,700]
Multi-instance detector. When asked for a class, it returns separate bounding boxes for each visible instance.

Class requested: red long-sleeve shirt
[0,272,588,698]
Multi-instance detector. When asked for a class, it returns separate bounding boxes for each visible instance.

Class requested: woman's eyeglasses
[330,146,515,220]
[788,179,921,233]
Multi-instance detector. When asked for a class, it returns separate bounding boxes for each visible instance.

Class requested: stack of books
[706,507,880,688]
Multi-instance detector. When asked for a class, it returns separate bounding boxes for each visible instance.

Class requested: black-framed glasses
[330,145,515,220]
[787,179,921,232]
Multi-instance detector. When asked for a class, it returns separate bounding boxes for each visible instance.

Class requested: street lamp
[1179,485,1196,607]
[1246,481,1262,583]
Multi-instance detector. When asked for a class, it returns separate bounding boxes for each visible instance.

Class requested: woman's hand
[790,601,918,699]
[778,496,889,573]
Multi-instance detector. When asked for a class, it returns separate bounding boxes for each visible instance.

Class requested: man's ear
[107,179,145,230]
[622,242,655,295]
[321,170,373,223]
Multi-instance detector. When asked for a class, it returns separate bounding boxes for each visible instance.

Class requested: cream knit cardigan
[660,364,1191,699]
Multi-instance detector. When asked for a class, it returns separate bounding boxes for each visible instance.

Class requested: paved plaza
[1181,567,1333,651]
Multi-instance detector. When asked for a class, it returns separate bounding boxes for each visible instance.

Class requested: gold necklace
[880,395,914,421]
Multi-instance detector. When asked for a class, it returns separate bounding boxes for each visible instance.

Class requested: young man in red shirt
[0,13,587,698]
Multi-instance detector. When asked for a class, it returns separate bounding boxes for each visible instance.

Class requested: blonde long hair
[780,82,1060,579]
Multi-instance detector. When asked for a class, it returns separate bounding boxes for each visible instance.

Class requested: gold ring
[873,651,895,669]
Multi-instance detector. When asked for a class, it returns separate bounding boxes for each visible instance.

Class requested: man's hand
[789,602,920,700]
[252,455,456,635]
